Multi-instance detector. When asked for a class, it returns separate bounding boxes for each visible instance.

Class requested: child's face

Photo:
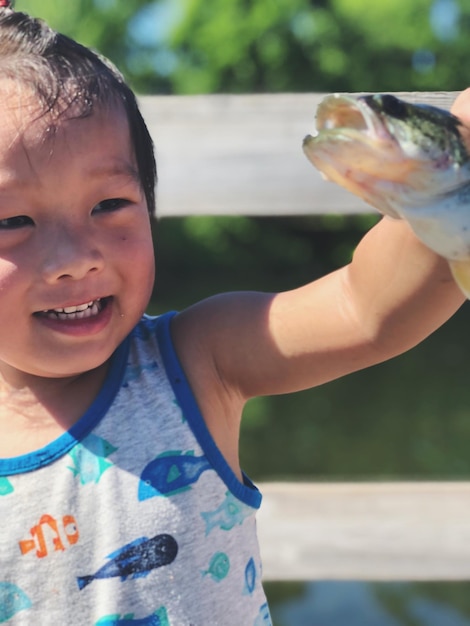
[0,83,155,382]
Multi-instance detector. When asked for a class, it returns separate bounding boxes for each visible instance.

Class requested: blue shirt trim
[155,311,262,510]
[0,337,130,476]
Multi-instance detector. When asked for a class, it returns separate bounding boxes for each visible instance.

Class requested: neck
[0,363,109,458]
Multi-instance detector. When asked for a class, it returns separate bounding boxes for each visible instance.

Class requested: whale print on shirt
[77,534,178,590]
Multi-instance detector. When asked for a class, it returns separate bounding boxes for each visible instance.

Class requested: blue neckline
[0,336,130,476]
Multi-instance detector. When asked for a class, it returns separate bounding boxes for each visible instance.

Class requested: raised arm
[171,91,469,467]
[174,217,463,400]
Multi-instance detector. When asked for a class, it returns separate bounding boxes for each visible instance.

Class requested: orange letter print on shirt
[19,514,79,558]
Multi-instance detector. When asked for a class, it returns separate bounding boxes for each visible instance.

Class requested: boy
[0,5,467,625]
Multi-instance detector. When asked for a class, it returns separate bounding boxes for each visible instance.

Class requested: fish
[67,434,117,485]
[254,602,273,626]
[122,361,159,387]
[0,582,32,623]
[243,557,257,595]
[303,93,470,298]
[95,607,170,626]
[0,477,13,496]
[138,450,212,500]
[77,534,178,590]
[201,491,254,535]
[202,552,230,582]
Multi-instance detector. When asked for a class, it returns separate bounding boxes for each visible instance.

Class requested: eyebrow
[83,160,141,184]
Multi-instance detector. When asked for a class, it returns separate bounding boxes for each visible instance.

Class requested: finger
[451,88,470,122]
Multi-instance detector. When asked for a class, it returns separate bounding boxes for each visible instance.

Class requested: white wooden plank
[257,481,470,581]
[138,92,460,217]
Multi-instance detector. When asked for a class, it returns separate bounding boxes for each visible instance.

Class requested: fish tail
[76,575,94,590]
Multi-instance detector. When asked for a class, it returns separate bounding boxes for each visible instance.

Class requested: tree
[15,0,470,95]
[151,0,470,95]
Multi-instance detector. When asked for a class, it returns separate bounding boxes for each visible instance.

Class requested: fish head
[303,93,470,297]
[303,93,470,218]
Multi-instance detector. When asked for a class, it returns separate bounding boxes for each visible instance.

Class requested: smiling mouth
[36,297,111,321]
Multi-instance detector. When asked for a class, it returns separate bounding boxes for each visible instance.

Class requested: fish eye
[363,94,409,120]
[376,95,408,120]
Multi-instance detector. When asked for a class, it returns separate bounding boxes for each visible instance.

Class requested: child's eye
[92,198,130,214]
[0,215,34,229]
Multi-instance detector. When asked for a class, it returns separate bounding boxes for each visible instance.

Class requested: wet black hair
[0,7,157,213]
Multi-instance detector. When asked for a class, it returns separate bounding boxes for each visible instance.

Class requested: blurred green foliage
[162,0,468,94]
[16,0,470,94]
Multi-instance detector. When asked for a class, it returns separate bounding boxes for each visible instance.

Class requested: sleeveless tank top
[0,312,271,626]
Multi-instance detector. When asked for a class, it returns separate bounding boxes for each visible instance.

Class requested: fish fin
[131,570,150,580]
[157,450,182,458]
[76,575,94,591]
[449,260,470,299]
[66,464,79,477]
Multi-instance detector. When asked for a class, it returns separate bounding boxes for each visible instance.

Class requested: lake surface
[265,581,470,626]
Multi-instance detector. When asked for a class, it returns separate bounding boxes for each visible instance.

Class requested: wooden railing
[140,91,467,581]
[139,91,458,218]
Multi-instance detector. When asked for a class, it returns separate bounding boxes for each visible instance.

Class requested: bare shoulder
[170,294,264,477]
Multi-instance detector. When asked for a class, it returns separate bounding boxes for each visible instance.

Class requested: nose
[40,222,105,283]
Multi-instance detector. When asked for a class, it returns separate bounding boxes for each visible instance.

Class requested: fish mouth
[308,94,394,144]
[302,94,428,216]
[34,297,112,321]
[303,94,425,185]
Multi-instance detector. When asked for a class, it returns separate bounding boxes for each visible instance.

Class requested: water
[266,581,470,626]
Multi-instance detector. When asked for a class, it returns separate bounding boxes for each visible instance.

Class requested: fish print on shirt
[201,552,230,582]
[201,491,253,535]
[132,321,156,342]
[138,451,212,500]
[19,514,79,559]
[77,534,178,590]
[67,434,117,485]
[254,603,273,626]
[243,557,257,595]
[122,361,159,387]
[0,477,13,496]
[0,583,31,624]
[95,606,170,626]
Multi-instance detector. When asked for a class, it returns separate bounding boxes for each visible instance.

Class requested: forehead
[0,79,136,177]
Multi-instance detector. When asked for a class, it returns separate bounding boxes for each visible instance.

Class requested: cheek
[0,258,21,292]
[121,231,155,288]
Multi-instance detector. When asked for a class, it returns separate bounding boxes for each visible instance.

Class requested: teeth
[41,298,104,320]
[61,301,95,314]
